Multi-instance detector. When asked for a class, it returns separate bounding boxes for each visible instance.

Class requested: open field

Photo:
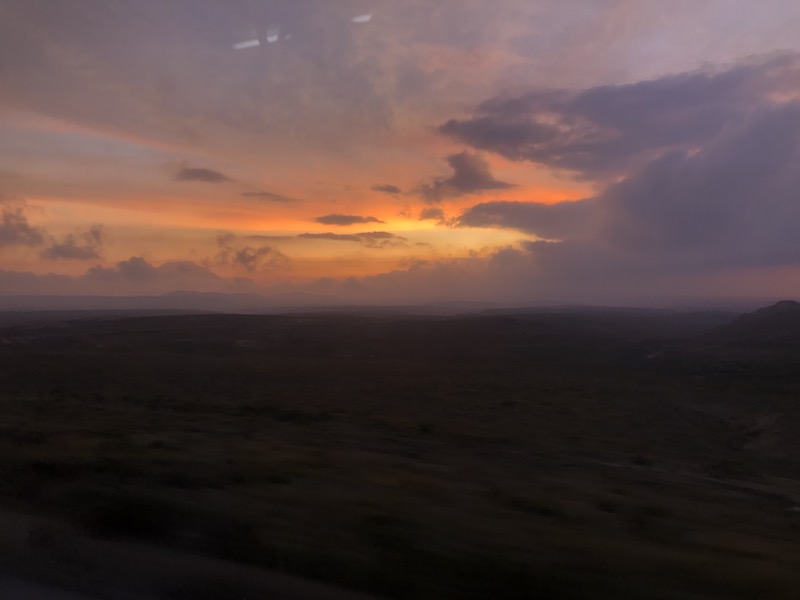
[1,306,800,598]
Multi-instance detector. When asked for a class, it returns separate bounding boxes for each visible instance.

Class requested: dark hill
[705,300,800,345]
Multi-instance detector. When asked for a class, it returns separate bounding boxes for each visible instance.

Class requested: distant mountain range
[0,291,512,316]
[0,291,340,313]
[0,294,795,329]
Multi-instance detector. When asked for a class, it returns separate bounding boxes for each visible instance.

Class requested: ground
[0,308,799,598]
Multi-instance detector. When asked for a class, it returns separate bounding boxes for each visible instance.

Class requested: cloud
[0,203,45,247]
[175,166,232,183]
[439,55,800,302]
[299,232,361,243]
[300,253,508,304]
[458,200,596,239]
[420,151,513,203]
[0,259,263,296]
[314,214,385,226]
[299,231,406,248]
[0,1,421,165]
[371,184,402,194]
[440,55,800,181]
[596,102,800,268]
[243,234,293,242]
[6,3,800,308]
[419,206,452,226]
[358,232,400,241]
[213,234,289,272]
[41,225,103,260]
[80,256,251,294]
[1,201,105,261]
[419,206,445,221]
[241,191,297,203]
[86,256,157,281]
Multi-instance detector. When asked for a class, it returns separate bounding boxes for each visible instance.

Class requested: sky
[3,0,800,306]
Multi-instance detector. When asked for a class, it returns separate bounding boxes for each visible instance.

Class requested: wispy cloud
[314,214,385,226]
[299,231,406,248]
[299,232,361,242]
[241,191,298,203]
[371,184,401,194]
[0,256,260,295]
[175,166,232,183]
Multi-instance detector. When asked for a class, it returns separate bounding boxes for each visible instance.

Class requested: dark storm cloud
[0,203,45,247]
[314,214,385,226]
[214,234,289,272]
[440,55,800,181]
[41,225,103,260]
[420,151,513,203]
[459,97,800,276]
[598,101,800,267]
[175,167,232,183]
[299,231,406,248]
[458,200,595,239]
[371,184,402,194]
[241,191,297,203]
[443,55,800,301]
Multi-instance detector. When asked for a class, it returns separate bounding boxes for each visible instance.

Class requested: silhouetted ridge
[707,300,800,344]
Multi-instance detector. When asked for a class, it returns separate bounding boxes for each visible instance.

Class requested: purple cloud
[440,55,800,181]
[420,151,514,203]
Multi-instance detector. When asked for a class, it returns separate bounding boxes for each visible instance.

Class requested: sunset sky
[3,1,800,305]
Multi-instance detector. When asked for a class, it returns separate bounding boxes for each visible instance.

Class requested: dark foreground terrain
[2,304,800,598]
